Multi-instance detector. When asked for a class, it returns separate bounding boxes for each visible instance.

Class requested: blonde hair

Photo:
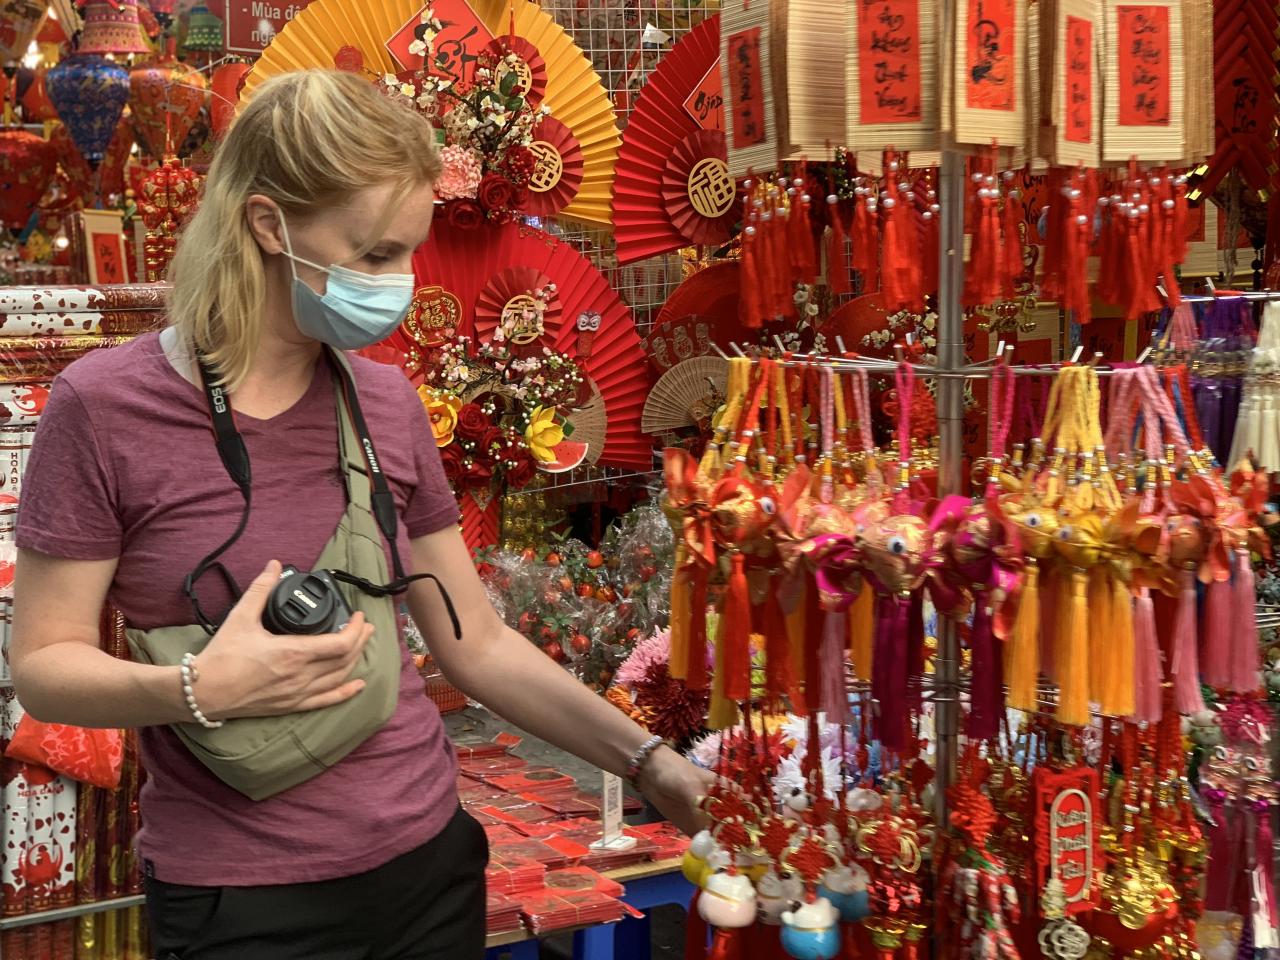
[168,70,441,389]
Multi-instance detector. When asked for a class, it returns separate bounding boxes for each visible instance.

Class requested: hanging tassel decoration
[851,183,879,293]
[1229,550,1260,693]
[1202,575,1233,688]
[1171,567,1206,714]
[1132,586,1163,723]
[820,610,850,722]
[1006,561,1040,711]
[1001,171,1025,298]
[762,583,794,708]
[740,189,764,329]
[721,552,753,702]
[669,553,692,680]
[1103,577,1135,718]
[789,173,818,285]
[1056,567,1091,726]
[825,195,852,296]
[687,566,711,690]
[920,183,941,297]
[848,583,875,682]
[966,600,1003,740]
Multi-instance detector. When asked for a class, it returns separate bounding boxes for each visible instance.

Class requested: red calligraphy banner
[684,61,726,132]
[726,27,767,148]
[965,0,1016,110]
[1065,16,1093,142]
[386,0,493,82]
[857,0,924,123]
[1117,4,1171,126]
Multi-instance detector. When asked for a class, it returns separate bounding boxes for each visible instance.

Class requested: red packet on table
[625,822,691,860]
[473,803,560,829]
[458,754,528,778]
[485,890,524,934]
[456,779,506,803]
[486,768,577,795]
[454,732,521,761]
[509,816,602,839]
[490,836,582,871]
[485,860,546,896]
[481,825,529,845]
[519,888,634,934]
[544,866,625,899]
[525,789,643,817]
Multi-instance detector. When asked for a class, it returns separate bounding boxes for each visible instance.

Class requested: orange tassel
[721,554,753,702]
[1057,567,1091,726]
[669,549,692,681]
[1006,561,1040,711]
[848,585,875,681]
[687,566,710,690]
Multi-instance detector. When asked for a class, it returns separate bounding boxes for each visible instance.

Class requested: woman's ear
[245,195,285,255]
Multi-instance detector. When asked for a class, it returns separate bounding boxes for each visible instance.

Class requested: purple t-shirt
[16,332,462,887]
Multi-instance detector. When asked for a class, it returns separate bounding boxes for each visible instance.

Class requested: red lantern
[0,129,55,230]
[210,60,250,140]
[128,55,207,159]
[20,68,56,123]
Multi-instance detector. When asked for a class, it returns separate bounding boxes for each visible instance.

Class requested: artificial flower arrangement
[417,282,594,500]
[476,499,675,689]
[380,5,550,228]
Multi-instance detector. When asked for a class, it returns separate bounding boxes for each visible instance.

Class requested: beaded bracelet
[180,653,225,730]
[625,735,666,789]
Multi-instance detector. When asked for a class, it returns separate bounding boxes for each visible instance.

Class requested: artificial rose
[439,443,465,481]
[524,405,564,462]
[477,172,517,213]
[456,403,489,441]
[462,458,494,488]
[505,447,538,489]
[445,198,485,230]
[478,426,505,455]
[417,386,462,448]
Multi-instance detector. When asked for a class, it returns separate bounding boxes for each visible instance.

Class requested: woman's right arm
[12,552,373,729]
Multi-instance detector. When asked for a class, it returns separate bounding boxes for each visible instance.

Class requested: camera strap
[185,348,461,640]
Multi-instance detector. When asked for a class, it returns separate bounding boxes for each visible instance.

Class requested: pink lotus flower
[436,145,483,201]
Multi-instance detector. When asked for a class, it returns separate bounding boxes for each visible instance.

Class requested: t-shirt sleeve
[16,377,122,560]
[396,376,460,539]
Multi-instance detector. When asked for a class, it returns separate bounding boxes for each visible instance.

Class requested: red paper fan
[489,34,548,109]
[523,115,584,219]
[613,15,727,266]
[654,259,744,331]
[660,128,737,247]
[410,221,652,469]
[819,293,896,358]
[474,266,562,351]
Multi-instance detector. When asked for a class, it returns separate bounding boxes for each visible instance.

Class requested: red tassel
[709,929,743,960]
[852,187,879,291]
[763,583,795,708]
[741,210,764,329]
[1154,171,1182,306]
[721,553,753,702]
[880,164,913,309]
[1171,568,1205,713]
[921,186,940,297]
[1002,174,1025,297]
[789,175,818,284]
[769,194,792,317]
[1041,167,1069,302]
[759,208,783,322]
[1171,173,1189,266]
[688,566,711,691]
[826,196,852,295]
[962,159,1003,307]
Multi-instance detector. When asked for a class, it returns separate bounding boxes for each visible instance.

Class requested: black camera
[262,566,353,636]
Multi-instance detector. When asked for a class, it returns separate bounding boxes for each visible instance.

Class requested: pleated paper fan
[523,114,584,219]
[571,380,608,467]
[474,265,561,349]
[238,0,423,105]
[642,356,729,436]
[653,260,745,334]
[411,220,651,469]
[613,15,735,265]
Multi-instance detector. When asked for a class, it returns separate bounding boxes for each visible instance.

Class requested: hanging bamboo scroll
[721,0,787,177]
[1179,0,1211,161]
[786,0,849,157]
[953,0,1027,146]
[1048,0,1102,165]
[846,0,941,151]
[1102,0,1185,161]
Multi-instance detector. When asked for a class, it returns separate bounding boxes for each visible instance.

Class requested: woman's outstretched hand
[635,745,716,837]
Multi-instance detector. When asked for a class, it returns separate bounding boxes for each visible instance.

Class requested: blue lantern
[46,55,130,169]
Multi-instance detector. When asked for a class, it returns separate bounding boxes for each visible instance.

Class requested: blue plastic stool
[485,940,539,960]
[572,869,695,960]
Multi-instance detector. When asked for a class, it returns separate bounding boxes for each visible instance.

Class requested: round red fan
[819,293,897,358]
[612,15,731,265]
[409,220,652,470]
[654,259,747,332]
[661,128,737,246]
[474,265,562,353]
[489,34,548,109]
[523,115,584,219]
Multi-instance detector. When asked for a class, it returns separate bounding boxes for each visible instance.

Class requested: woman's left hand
[635,745,716,837]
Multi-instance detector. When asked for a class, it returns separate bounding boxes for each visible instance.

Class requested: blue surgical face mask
[279,213,414,350]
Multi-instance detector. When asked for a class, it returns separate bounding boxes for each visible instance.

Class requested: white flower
[399,82,416,98]
[408,39,426,56]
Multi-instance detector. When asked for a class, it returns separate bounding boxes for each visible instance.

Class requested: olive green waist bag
[127,351,457,802]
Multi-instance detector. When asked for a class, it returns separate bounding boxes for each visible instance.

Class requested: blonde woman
[10,71,708,959]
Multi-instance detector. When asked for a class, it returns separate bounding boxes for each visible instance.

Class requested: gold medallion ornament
[686,157,736,218]
[498,56,534,98]
[528,142,564,192]
[501,294,544,344]
[405,284,463,348]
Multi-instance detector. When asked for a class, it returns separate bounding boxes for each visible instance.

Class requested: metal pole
[932,150,966,822]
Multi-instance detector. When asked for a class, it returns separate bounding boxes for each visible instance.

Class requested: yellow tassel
[1057,568,1091,726]
[1104,578,1135,718]
[848,587,875,682]
[708,613,740,730]
[1006,562,1040,711]
[786,579,808,694]
[669,545,691,680]
[1088,566,1111,703]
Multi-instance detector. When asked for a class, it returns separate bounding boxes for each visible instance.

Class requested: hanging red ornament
[210,60,250,140]
[128,50,208,160]
[0,129,55,231]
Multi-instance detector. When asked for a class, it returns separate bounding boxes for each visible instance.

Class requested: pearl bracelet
[625,734,666,789]
[180,653,225,730]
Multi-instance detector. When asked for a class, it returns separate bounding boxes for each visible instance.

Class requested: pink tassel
[1170,302,1197,353]
[821,611,850,722]
[1132,587,1163,723]
[1230,551,1261,693]
[1202,577,1233,688]
[1171,569,1205,713]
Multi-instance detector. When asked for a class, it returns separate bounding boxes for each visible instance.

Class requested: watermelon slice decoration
[538,439,589,473]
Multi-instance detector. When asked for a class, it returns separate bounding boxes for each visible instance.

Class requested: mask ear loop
[277,209,331,280]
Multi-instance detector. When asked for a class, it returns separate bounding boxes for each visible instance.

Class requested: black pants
[145,807,489,960]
